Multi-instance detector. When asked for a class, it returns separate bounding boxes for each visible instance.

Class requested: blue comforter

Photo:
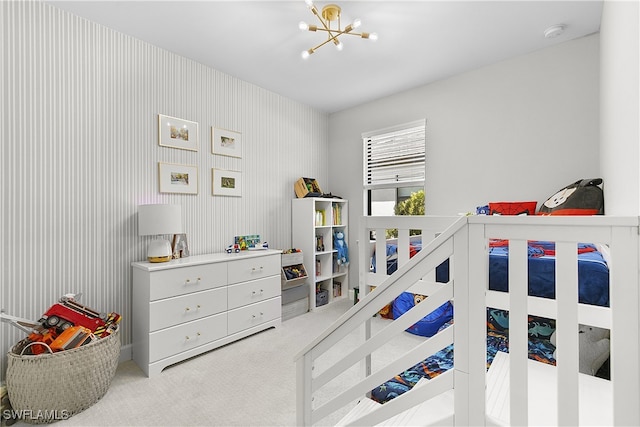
[488,241,609,306]
[374,240,610,307]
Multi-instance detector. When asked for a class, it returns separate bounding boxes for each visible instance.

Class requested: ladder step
[336,379,455,427]
[335,397,381,426]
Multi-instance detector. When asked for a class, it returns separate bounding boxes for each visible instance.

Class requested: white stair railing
[295,216,475,426]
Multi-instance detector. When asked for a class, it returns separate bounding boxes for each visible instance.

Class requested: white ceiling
[46,0,603,113]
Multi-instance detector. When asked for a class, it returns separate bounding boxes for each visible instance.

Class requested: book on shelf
[333,281,342,297]
[332,204,342,225]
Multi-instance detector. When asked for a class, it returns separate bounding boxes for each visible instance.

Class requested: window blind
[363,120,426,190]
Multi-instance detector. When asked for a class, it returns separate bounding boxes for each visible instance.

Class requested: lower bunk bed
[369,239,612,410]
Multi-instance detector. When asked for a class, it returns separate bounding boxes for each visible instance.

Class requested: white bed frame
[295,215,640,426]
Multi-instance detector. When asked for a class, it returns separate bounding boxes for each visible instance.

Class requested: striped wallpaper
[1,0,329,377]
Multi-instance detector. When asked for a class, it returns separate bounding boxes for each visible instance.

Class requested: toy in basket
[2,295,121,424]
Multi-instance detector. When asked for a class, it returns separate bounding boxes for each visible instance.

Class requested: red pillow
[489,201,537,216]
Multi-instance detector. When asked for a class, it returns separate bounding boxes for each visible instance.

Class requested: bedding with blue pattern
[372,240,610,306]
[369,239,609,405]
[488,240,610,306]
[370,313,557,404]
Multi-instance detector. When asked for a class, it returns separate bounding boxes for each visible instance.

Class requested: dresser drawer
[149,313,227,363]
[149,263,226,301]
[227,297,281,335]
[227,254,280,285]
[227,275,280,310]
[149,287,227,332]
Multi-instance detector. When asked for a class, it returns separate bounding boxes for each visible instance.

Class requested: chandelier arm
[338,32,365,37]
[313,28,364,37]
[310,36,340,52]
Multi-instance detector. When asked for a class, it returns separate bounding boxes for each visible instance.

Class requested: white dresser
[132,249,281,377]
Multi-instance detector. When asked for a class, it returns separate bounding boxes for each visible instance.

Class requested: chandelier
[299,0,378,58]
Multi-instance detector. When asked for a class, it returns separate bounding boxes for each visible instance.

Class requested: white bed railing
[295,215,640,426]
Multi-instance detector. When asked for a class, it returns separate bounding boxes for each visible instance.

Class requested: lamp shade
[138,204,183,236]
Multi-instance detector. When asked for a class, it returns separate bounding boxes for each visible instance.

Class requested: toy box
[294,177,322,198]
[281,250,308,290]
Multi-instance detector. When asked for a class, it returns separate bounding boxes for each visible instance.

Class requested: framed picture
[158,162,198,194]
[211,127,242,158]
[212,169,242,197]
[158,114,199,151]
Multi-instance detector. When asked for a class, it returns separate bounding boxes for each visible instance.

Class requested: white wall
[0,1,329,376]
[329,34,600,287]
[600,0,640,215]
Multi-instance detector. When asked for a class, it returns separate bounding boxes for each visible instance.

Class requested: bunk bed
[295,215,640,426]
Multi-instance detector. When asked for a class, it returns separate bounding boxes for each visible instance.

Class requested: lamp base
[148,255,172,263]
[147,239,172,263]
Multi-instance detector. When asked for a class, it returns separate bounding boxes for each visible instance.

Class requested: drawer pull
[251,289,264,296]
[185,332,202,340]
[251,266,264,273]
[185,277,202,285]
[251,312,265,319]
[185,305,202,312]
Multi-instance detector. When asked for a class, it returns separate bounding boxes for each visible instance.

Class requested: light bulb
[299,21,309,31]
[301,48,314,59]
[305,0,313,8]
[369,32,378,41]
[352,19,361,29]
[336,41,343,51]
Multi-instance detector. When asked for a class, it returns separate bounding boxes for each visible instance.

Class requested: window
[363,120,426,217]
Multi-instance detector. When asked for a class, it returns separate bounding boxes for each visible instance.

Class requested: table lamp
[138,204,183,263]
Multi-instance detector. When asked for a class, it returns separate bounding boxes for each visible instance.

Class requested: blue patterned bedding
[370,312,557,404]
[369,239,608,404]
[488,240,610,306]
[374,240,610,306]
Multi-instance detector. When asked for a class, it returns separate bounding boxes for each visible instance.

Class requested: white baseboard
[119,343,132,363]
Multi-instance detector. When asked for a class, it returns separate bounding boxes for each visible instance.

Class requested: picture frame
[158,162,199,194]
[211,127,242,158]
[212,169,242,197]
[158,114,199,151]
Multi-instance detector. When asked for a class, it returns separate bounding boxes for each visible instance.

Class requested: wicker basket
[6,328,120,424]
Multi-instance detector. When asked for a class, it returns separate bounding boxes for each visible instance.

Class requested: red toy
[50,325,96,352]
[38,295,108,334]
[226,243,241,253]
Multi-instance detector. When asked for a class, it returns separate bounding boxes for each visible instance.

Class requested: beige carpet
[11,298,420,427]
